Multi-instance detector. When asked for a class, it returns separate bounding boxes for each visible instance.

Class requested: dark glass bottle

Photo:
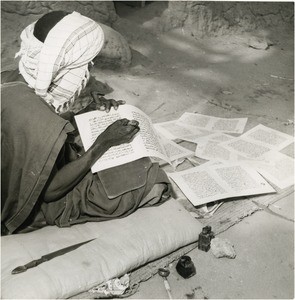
[198,226,215,252]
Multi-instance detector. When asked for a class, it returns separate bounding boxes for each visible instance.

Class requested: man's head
[16,11,104,114]
[33,11,70,42]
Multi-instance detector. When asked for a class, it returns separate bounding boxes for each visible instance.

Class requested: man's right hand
[96,118,140,148]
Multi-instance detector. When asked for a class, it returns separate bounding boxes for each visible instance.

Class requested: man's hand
[42,119,139,202]
[95,119,140,148]
[91,91,125,113]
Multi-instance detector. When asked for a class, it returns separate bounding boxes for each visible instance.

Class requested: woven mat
[74,183,293,299]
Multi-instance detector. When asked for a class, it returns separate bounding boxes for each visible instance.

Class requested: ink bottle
[176,255,196,279]
[198,226,215,252]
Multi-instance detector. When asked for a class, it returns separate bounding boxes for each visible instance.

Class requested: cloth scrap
[89,274,130,297]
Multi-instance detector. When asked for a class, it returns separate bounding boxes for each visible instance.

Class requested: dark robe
[1,82,171,234]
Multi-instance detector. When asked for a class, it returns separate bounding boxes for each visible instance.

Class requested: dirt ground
[90,3,294,299]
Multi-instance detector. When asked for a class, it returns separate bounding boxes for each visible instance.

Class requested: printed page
[168,162,275,206]
[177,112,248,134]
[242,151,294,189]
[154,120,201,140]
[240,124,294,150]
[75,104,169,172]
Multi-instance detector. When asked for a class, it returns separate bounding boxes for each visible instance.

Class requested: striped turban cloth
[15,11,104,114]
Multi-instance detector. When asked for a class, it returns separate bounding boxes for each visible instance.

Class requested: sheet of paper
[221,124,294,159]
[196,140,238,161]
[240,151,294,189]
[194,133,237,161]
[168,162,275,206]
[154,120,203,140]
[201,133,236,143]
[221,137,272,159]
[177,112,248,134]
[160,135,195,161]
[200,160,224,167]
[176,129,214,143]
[75,105,170,172]
[239,124,294,151]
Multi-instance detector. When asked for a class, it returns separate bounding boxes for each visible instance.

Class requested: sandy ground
[90,3,294,299]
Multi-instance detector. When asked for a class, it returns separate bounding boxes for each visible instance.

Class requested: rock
[94,23,132,69]
[222,90,233,95]
[210,237,236,259]
[247,36,272,50]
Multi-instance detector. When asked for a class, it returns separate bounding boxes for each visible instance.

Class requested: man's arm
[42,137,109,202]
[42,119,139,202]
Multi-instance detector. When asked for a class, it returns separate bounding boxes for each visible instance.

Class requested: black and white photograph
[1,1,294,299]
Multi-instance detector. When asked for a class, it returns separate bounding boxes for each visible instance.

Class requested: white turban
[15,11,104,113]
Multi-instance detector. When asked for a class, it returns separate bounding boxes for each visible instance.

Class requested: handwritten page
[221,125,294,159]
[239,151,294,189]
[196,141,237,162]
[239,124,294,151]
[154,120,204,140]
[168,162,275,206]
[200,133,236,143]
[177,112,248,134]
[75,105,170,172]
[160,135,195,161]
[191,133,237,161]
[179,130,217,143]
[221,137,272,159]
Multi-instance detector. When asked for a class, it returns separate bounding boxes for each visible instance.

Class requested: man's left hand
[91,91,125,113]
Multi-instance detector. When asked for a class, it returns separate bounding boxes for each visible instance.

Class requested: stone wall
[1,1,118,69]
[161,1,294,37]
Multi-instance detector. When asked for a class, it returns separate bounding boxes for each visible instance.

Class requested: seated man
[1,11,171,235]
